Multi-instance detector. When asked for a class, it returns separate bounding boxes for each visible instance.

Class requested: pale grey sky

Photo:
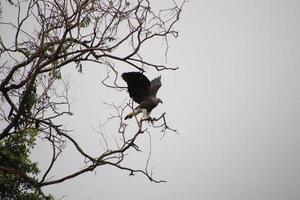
[2,0,300,199]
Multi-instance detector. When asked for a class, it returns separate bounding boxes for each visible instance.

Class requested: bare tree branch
[0,0,185,197]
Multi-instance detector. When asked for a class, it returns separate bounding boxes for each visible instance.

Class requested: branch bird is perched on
[122,72,163,120]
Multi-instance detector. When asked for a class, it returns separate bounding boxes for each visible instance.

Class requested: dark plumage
[122,72,163,120]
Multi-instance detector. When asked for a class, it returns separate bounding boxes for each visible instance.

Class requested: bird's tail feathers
[124,109,142,120]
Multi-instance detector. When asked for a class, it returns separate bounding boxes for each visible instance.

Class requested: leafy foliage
[0,129,50,200]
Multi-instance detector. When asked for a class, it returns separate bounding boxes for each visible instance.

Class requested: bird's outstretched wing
[150,75,161,97]
[122,72,150,103]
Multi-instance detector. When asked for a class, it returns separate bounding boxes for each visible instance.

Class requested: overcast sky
[2,0,300,199]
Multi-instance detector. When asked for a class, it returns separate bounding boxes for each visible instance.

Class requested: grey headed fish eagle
[121,72,163,120]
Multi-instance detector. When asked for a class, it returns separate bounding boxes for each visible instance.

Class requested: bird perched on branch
[121,72,163,120]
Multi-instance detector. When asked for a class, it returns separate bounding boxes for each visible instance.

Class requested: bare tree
[0,0,184,198]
